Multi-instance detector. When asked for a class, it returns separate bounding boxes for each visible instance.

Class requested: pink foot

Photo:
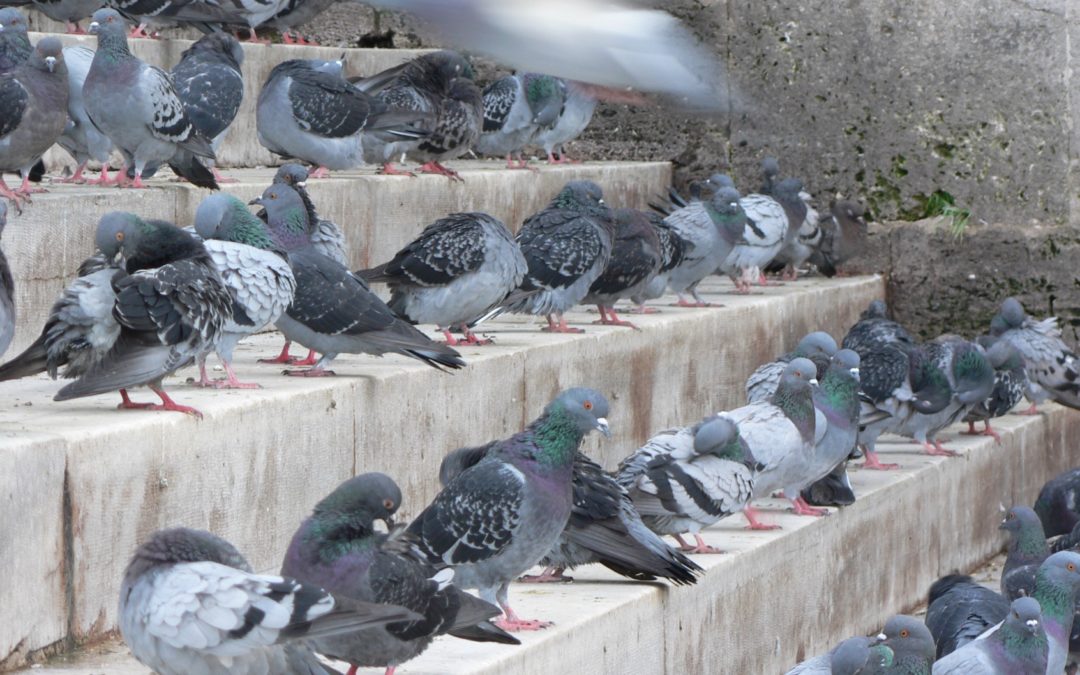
[742,505,782,531]
[55,163,88,184]
[961,420,980,435]
[632,304,661,314]
[540,315,584,333]
[460,327,493,345]
[118,387,203,418]
[671,296,712,308]
[593,306,639,329]
[307,166,330,179]
[117,389,155,410]
[781,267,799,282]
[90,166,115,186]
[128,24,156,39]
[240,27,270,43]
[281,31,300,44]
[519,567,572,583]
[981,422,1002,443]
[417,161,463,181]
[440,328,462,347]
[1019,403,1041,416]
[211,168,239,184]
[923,440,958,457]
[790,496,830,517]
[378,163,416,177]
[495,617,552,632]
[861,449,901,470]
[259,342,297,364]
[66,21,87,34]
[196,362,261,389]
[505,157,539,172]
[674,533,725,554]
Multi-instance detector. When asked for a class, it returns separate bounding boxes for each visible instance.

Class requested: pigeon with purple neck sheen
[1035,468,1080,537]
[1000,506,1051,601]
[281,473,518,675]
[581,208,662,329]
[933,596,1048,675]
[120,527,418,675]
[990,296,1080,414]
[408,388,611,632]
[662,185,745,307]
[745,331,838,404]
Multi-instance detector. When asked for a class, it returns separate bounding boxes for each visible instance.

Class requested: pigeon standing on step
[120,527,419,675]
[581,208,662,329]
[1000,506,1051,601]
[0,201,12,358]
[719,179,804,293]
[926,574,1010,658]
[534,79,597,163]
[662,186,746,307]
[251,183,465,376]
[56,45,116,185]
[745,331,838,404]
[501,180,615,333]
[171,32,244,184]
[1035,468,1080,537]
[84,9,217,189]
[933,596,1048,675]
[808,200,869,277]
[407,76,483,181]
[962,339,1027,441]
[475,72,564,169]
[31,0,102,32]
[630,211,688,312]
[408,388,611,631]
[990,297,1080,413]
[800,349,861,501]
[281,473,519,675]
[192,193,297,389]
[0,37,68,206]
[617,415,757,553]
[356,211,526,346]
[0,8,30,74]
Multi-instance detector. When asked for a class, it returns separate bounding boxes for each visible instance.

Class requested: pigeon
[407,388,611,631]
[800,349,861,502]
[356,211,527,346]
[475,72,564,169]
[720,178,804,293]
[258,57,430,177]
[171,32,244,184]
[1000,506,1051,601]
[0,37,68,207]
[192,193,297,389]
[1035,468,1080,537]
[31,0,102,32]
[629,211,689,313]
[786,636,872,675]
[933,596,1048,675]
[768,191,820,282]
[580,208,662,329]
[281,473,519,675]
[501,180,615,333]
[84,9,217,189]
[56,45,116,185]
[0,7,31,74]
[265,0,337,44]
[800,462,857,508]
[745,331,839,404]
[0,200,12,358]
[616,415,757,554]
[530,79,596,164]
[808,200,869,277]
[407,76,483,181]
[962,339,1027,441]
[439,444,702,585]
[990,297,1080,413]
[788,617,936,675]
[662,185,746,307]
[120,527,419,675]
[250,183,465,376]
[842,300,916,355]
[925,574,1011,659]
[355,50,472,176]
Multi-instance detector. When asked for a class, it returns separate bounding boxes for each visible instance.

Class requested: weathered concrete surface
[0,275,881,669]
[19,403,1080,674]
[4,161,671,355]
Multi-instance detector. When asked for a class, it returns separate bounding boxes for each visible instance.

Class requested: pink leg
[241,26,270,43]
[593,305,639,329]
[981,421,1002,443]
[17,174,47,195]
[540,314,584,334]
[1019,402,1040,416]
[117,388,155,410]
[440,328,462,347]
[494,604,552,632]
[198,361,261,389]
[148,386,203,418]
[460,326,493,346]
[416,161,463,181]
[790,496,830,517]
[961,420,980,435]
[307,166,330,179]
[507,156,538,172]
[378,162,416,177]
[259,341,297,364]
[633,303,661,314]
[0,177,30,210]
[345,667,357,675]
[742,505,782,531]
[55,162,88,184]
[211,167,238,184]
[281,31,299,44]
[923,440,958,457]
[66,21,87,34]
[519,566,572,583]
[861,448,901,470]
[128,23,154,38]
[673,533,725,554]
[671,294,712,308]
[290,350,319,367]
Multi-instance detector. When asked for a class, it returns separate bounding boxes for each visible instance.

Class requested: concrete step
[4,160,671,356]
[16,385,1080,673]
[28,31,429,171]
[0,275,882,670]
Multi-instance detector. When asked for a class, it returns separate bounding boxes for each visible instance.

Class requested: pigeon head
[1000,506,1048,556]
[250,184,310,248]
[187,32,244,69]
[88,8,128,40]
[29,37,64,75]
[1036,551,1080,596]
[708,186,743,215]
[834,200,866,225]
[832,349,860,378]
[96,212,201,271]
[1008,596,1044,636]
[522,73,564,127]
[95,211,147,260]
[0,8,28,37]
[195,194,277,251]
[125,527,251,583]
[773,178,805,210]
[447,76,483,107]
[313,472,403,530]
[874,615,935,663]
[273,163,311,188]
[989,313,1010,337]
[694,416,753,466]
[426,50,474,81]
[861,299,888,320]
[1000,297,1027,327]
[761,156,780,178]
[781,357,818,388]
[545,387,611,438]
[706,173,735,190]
[794,331,838,361]
[552,180,608,217]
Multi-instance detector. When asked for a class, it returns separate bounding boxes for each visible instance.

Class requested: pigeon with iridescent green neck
[934,596,1048,675]
[662,185,745,307]
[408,388,611,632]
[801,349,861,498]
[745,331,838,403]
[1000,506,1050,601]
[963,339,1027,441]
[475,72,563,169]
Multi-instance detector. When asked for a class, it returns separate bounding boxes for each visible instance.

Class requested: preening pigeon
[580,208,662,329]
[630,211,688,312]
[251,183,465,376]
[357,211,526,346]
[192,193,297,389]
[799,462,857,508]
[1000,506,1050,601]
[808,200,868,277]
[933,596,1048,675]
[661,185,745,307]
[617,415,757,554]
[1035,468,1080,537]
[30,0,102,32]
[281,473,519,675]
[0,200,12,358]
[962,339,1027,441]
[532,79,596,164]
[990,296,1080,413]
[84,9,217,189]
[56,44,116,185]
[120,527,419,675]
[745,331,838,404]
[475,72,563,169]
[925,574,1009,658]
[407,388,611,631]
[408,76,483,181]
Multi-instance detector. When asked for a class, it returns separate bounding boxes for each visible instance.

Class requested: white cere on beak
[0,23,5,32]
[89,21,99,30]
[45,56,56,72]
[876,632,886,641]
[596,417,611,437]
[850,367,860,377]
[296,181,307,187]
[809,378,819,386]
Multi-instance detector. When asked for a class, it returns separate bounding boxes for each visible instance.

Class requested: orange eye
[583,401,593,411]
[115,232,124,242]
[1069,563,1076,572]
[900,629,909,638]
[269,193,277,200]
[382,498,394,510]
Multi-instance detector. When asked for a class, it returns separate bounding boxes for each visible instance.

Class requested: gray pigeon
[30,0,102,32]
[84,9,217,189]
[171,32,244,184]
[0,201,12,358]
[250,183,465,376]
[580,208,662,329]
[1000,506,1051,601]
[933,596,1048,675]
[808,200,869,277]
[0,37,68,207]
[661,186,745,307]
[724,357,825,528]
[281,473,519,674]
[616,415,757,553]
[786,636,872,675]
[407,76,483,181]
[120,527,418,675]
[357,211,527,346]
[408,388,611,631]
[767,189,820,281]
[533,79,596,163]
[192,193,297,389]
[265,0,337,44]
[502,180,615,333]
[745,331,839,404]
[56,45,116,185]
[926,574,1010,659]
[630,211,688,312]
[962,339,1027,441]
[0,8,31,74]
[800,349,861,507]
[1035,468,1080,537]
[720,179,804,292]
[790,615,935,674]
[475,72,563,169]
[990,297,1080,413]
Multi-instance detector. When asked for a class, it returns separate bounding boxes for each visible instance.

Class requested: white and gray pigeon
[768,190,820,280]
[0,200,12,358]
[990,296,1080,413]
[192,193,297,389]
[933,596,1049,675]
[580,207,662,329]
[57,44,116,185]
[120,527,419,675]
[84,9,217,189]
[807,200,869,277]
[662,185,746,307]
[720,178,805,293]
[356,211,526,346]
[475,72,564,169]
[30,0,102,32]
[745,331,838,404]
[0,37,68,207]
[407,388,611,632]
[533,79,596,163]
[723,357,825,529]
[798,349,861,514]
[616,415,758,554]
[630,210,688,312]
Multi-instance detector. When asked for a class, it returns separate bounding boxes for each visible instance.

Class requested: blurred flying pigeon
[251,183,465,376]
[281,473,518,674]
[1035,468,1080,537]
[56,45,116,184]
[192,193,297,389]
[581,208,662,329]
[408,388,611,631]
[990,297,1080,413]
[720,179,804,293]
[31,0,102,32]
[0,37,68,206]
[0,7,31,73]
[926,574,1009,658]
[1000,506,1050,601]
[962,339,1027,441]
[808,200,869,277]
[630,211,689,312]
[0,201,12,358]
[533,79,596,164]
[120,527,418,675]
[84,9,217,189]
[475,72,563,169]
[357,211,526,346]
[933,596,1048,675]
[661,185,745,307]
[408,76,483,180]
[617,415,757,554]
[745,331,838,404]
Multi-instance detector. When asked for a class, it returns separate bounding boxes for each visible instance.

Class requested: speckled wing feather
[999,318,1080,408]
[517,211,606,291]
[141,66,200,146]
[383,213,488,287]
[745,358,787,404]
[859,343,911,404]
[172,45,243,143]
[481,75,516,132]
[0,70,28,138]
[202,241,296,332]
[287,66,374,138]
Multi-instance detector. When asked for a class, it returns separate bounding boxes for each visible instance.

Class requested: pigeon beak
[383,516,396,529]
[88,21,99,33]
[809,378,819,386]
[248,196,263,206]
[875,632,887,643]
[296,181,307,188]
[849,367,860,379]
[595,417,611,438]
[45,56,56,73]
